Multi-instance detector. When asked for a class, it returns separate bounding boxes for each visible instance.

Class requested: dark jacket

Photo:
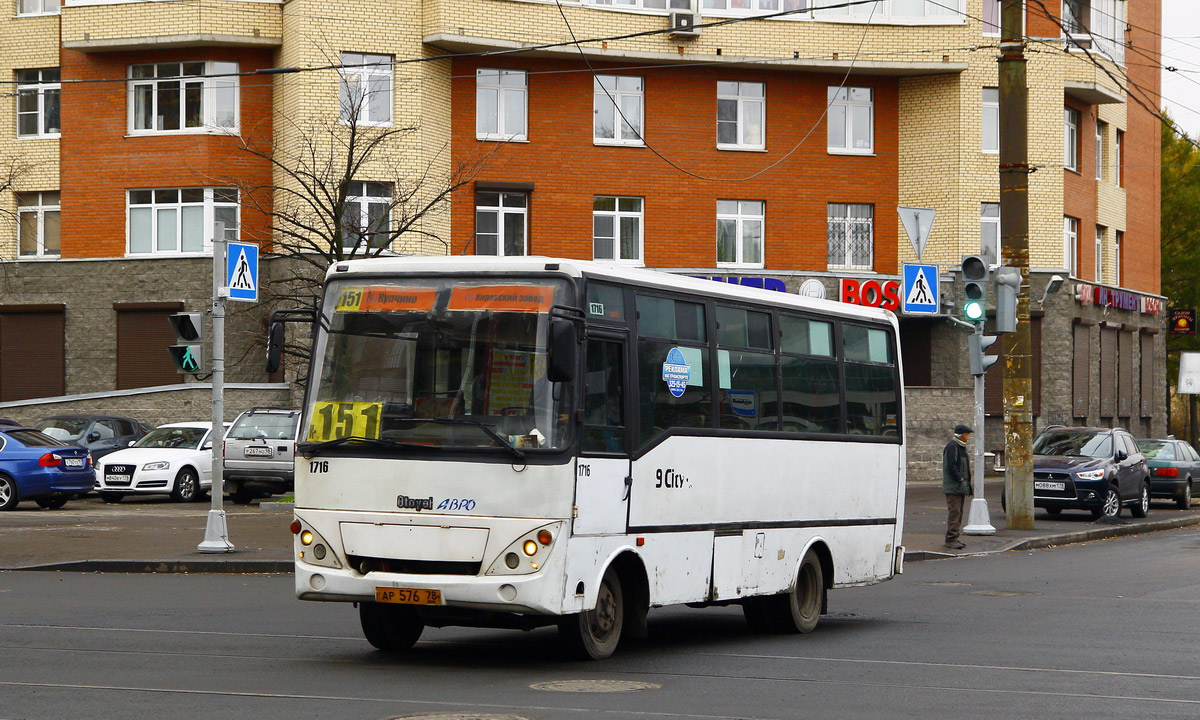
[942,437,971,495]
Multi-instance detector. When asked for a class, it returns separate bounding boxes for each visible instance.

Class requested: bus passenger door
[573,334,631,536]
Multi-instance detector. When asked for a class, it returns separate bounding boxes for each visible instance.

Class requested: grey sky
[1162,0,1200,137]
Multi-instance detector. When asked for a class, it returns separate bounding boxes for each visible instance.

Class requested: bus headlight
[293,518,341,570]
[486,522,561,576]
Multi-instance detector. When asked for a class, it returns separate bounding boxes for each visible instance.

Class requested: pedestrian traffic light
[960,255,989,323]
[995,266,1020,333]
[968,332,999,376]
[168,312,204,374]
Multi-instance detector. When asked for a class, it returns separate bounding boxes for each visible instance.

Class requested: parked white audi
[95,422,228,503]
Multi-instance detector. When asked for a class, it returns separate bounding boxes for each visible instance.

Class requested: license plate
[64,458,84,468]
[106,475,131,485]
[244,447,272,457]
[1034,481,1066,491]
[375,587,443,606]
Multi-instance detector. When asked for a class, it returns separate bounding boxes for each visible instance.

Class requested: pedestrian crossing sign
[902,263,939,315]
[226,241,259,303]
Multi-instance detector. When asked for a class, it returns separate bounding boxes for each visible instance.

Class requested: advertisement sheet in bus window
[487,349,541,413]
[335,286,437,313]
[447,285,555,312]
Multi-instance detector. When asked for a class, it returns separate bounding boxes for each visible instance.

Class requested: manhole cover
[390,715,529,720]
[531,680,661,693]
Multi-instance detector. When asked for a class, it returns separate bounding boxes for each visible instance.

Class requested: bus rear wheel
[559,565,624,660]
[359,601,424,652]
[764,549,825,634]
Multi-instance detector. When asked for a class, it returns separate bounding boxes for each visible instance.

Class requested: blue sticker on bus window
[662,347,691,398]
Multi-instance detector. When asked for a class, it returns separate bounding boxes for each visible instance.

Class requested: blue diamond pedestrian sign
[902,263,939,315]
[226,242,259,303]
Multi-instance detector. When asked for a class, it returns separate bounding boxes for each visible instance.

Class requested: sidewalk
[3,481,1200,572]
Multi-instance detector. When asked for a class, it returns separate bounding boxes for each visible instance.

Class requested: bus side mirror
[547,319,577,383]
[266,321,285,375]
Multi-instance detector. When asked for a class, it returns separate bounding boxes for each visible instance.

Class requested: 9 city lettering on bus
[839,278,901,311]
[655,468,690,488]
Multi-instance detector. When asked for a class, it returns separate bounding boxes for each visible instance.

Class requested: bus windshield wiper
[302,435,426,456]
[406,417,526,461]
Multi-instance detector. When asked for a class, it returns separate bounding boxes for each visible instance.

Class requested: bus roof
[325,255,898,327]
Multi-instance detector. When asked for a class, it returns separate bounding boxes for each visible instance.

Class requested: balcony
[61,0,282,52]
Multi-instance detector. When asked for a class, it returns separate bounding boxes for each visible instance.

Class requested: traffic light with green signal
[168,312,204,374]
[960,255,989,323]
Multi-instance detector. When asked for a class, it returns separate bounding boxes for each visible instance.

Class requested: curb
[7,559,292,574]
[904,513,1200,562]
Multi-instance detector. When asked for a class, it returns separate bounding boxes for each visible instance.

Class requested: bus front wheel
[359,601,424,652]
[559,566,624,660]
[765,549,825,634]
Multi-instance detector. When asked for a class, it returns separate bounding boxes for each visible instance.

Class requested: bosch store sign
[840,278,901,312]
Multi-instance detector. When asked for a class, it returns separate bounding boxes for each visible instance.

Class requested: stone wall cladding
[0,385,292,429]
[905,385,973,484]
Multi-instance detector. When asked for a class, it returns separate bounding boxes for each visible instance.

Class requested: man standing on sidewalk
[943,424,973,550]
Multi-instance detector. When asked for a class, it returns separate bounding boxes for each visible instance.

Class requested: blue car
[0,426,94,510]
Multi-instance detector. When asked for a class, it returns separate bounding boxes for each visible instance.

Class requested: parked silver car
[222,407,300,504]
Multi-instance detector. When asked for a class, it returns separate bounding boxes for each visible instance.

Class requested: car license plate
[244,447,272,457]
[1034,481,1066,491]
[64,458,84,468]
[375,587,443,606]
[106,475,131,485]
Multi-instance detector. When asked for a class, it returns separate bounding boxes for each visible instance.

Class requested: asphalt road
[4,527,1200,720]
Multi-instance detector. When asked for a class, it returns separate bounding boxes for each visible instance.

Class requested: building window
[339,53,393,126]
[717,81,764,150]
[827,86,873,154]
[1095,121,1105,180]
[475,191,527,256]
[717,200,764,268]
[594,75,644,145]
[1095,225,1105,282]
[982,87,998,154]
[593,196,643,264]
[1114,230,1123,286]
[1064,107,1079,171]
[1063,0,1086,35]
[17,0,58,16]
[1115,130,1123,186]
[127,188,239,255]
[982,0,1000,34]
[17,68,60,138]
[594,0,691,8]
[1063,215,1079,276]
[981,203,1000,264]
[128,61,238,134]
[827,203,873,271]
[341,181,392,252]
[17,191,59,258]
[476,69,528,141]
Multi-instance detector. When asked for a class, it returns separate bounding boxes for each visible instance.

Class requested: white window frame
[982,0,1000,35]
[17,0,58,16]
[1095,121,1105,180]
[827,202,874,271]
[476,69,528,142]
[982,87,999,154]
[127,61,240,135]
[717,200,765,269]
[593,196,644,265]
[1094,225,1104,282]
[716,81,765,151]
[981,202,1001,265]
[17,191,60,259]
[1115,129,1123,186]
[1064,107,1079,171]
[592,0,692,10]
[16,68,60,139]
[1114,230,1123,286]
[827,86,874,155]
[474,191,528,256]
[593,75,644,146]
[341,181,393,253]
[1063,215,1079,276]
[339,53,393,127]
[126,187,239,257]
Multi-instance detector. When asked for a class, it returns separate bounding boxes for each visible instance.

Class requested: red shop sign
[840,278,901,312]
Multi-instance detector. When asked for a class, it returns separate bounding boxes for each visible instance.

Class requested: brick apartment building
[0,0,1165,477]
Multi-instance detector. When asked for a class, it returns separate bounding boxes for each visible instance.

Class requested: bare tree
[0,156,42,292]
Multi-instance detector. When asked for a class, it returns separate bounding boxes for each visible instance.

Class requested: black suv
[1031,427,1150,519]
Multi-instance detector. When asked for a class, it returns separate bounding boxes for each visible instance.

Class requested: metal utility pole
[199,223,234,553]
[999,0,1034,529]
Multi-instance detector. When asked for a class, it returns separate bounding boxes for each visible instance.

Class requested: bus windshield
[303,277,574,453]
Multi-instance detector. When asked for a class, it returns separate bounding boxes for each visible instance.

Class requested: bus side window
[779,316,840,434]
[843,324,900,437]
[581,338,626,454]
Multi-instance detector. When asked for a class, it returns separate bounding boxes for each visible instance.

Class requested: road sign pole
[199,223,234,554]
[965,324,996,535]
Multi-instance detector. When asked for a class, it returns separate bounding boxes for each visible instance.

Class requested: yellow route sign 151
[307,401,383,442]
